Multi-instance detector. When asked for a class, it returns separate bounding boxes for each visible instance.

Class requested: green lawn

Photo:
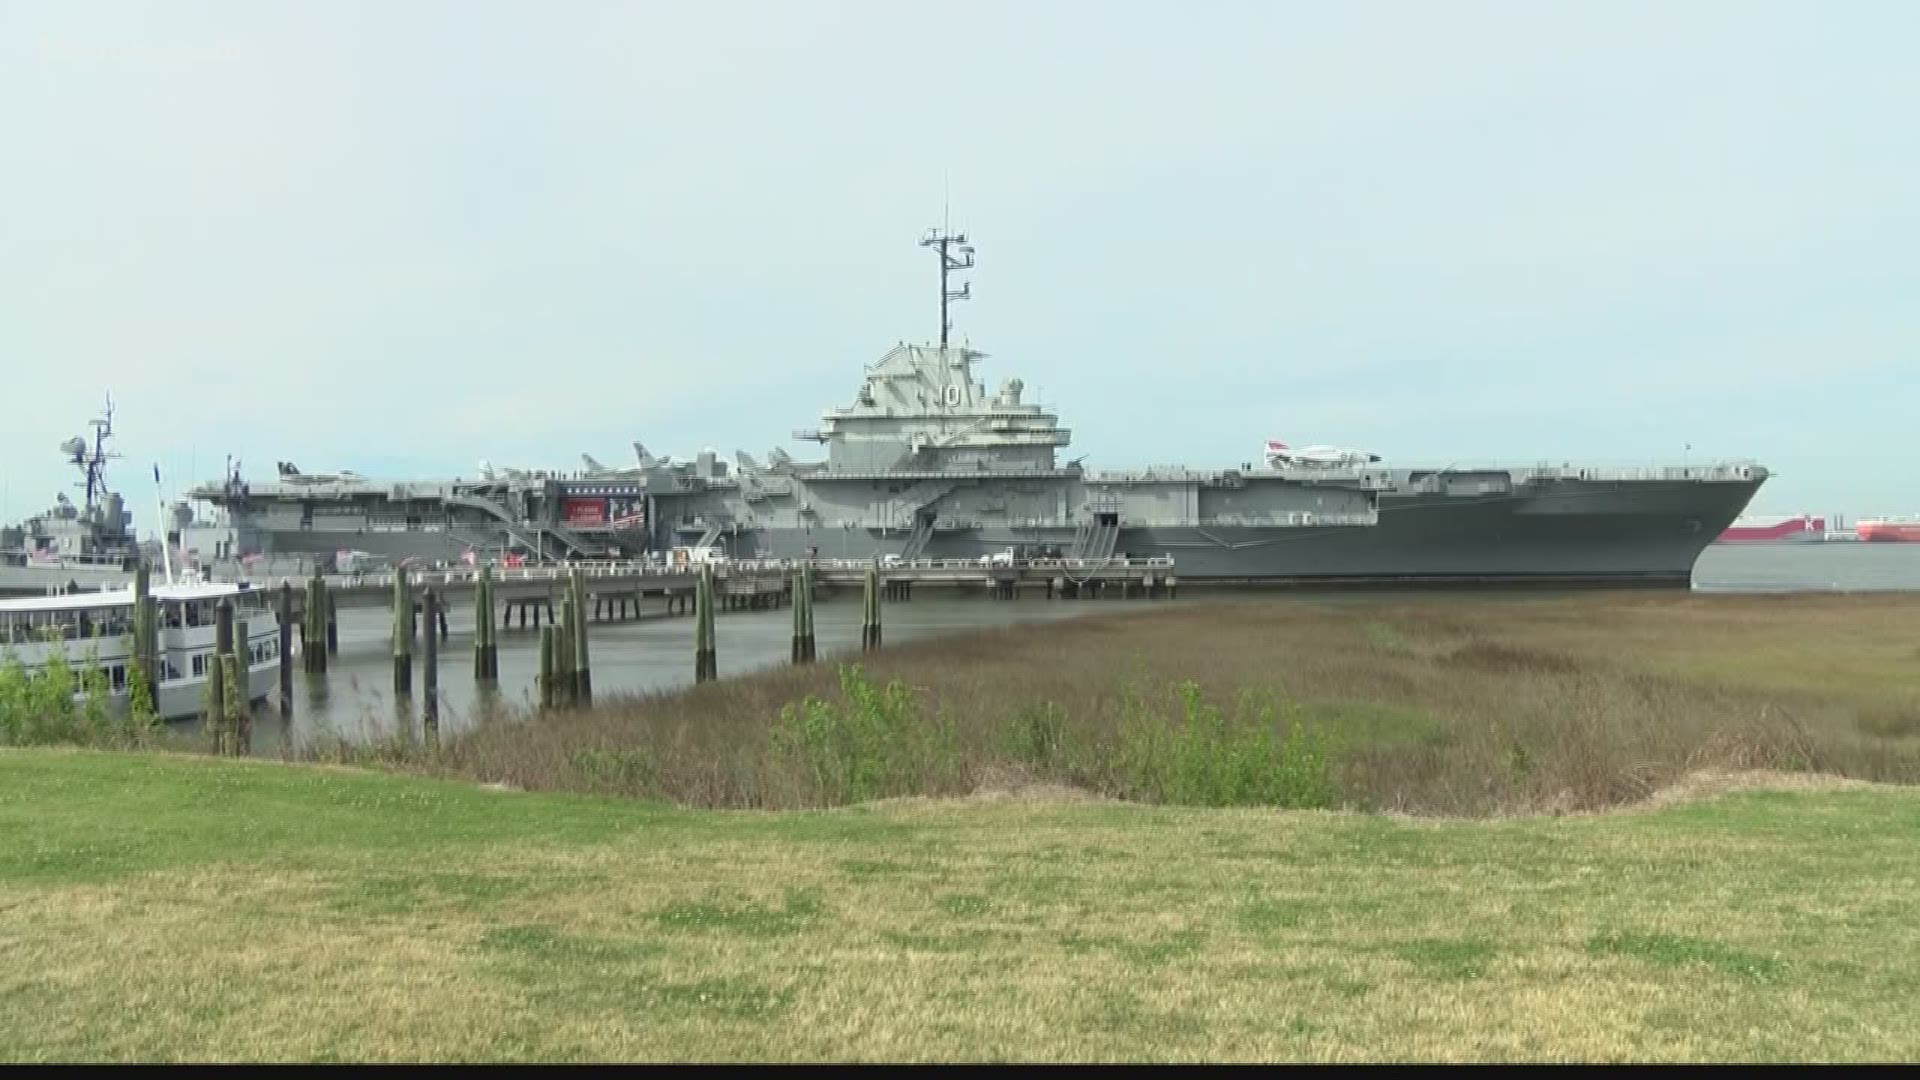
[2,748,1917,1061]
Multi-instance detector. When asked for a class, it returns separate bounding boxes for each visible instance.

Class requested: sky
[3,0,1916,539]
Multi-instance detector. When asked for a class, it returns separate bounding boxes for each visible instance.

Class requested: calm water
[210,542,1920,755]
[1691,541,1920,593]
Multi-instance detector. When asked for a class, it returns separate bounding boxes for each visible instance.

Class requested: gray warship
[191,232,1767,584]
[0,400,148,596]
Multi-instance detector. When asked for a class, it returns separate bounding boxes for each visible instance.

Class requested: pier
[246,555,1176,625]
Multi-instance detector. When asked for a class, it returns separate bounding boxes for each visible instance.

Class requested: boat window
[110,665,126,691]
[191,654,205,677]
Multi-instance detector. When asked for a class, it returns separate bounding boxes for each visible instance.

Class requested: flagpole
[154,464,175,586]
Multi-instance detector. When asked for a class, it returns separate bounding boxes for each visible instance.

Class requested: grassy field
[395,592,1920,815]
[2,749,1918,1061]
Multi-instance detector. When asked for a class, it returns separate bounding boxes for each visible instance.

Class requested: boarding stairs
[884,480,957,530]
[900,514,937,560]
[1069,515,1121,561]
[444,493,598,558]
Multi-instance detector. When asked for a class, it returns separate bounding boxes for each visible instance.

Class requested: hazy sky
[4,1,1916,537]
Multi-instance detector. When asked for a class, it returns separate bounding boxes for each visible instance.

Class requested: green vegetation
[0,643,159,749]
[770,665,959,805]
[2,749,1917,1061]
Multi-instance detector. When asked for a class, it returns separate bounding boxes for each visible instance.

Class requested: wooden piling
[131,563,158,715]
[231,615,252,755]
[210,599,233,754]
[474,565,498,682]
[552,591,572,703]
[790,570,806,663]
[861,565,882,650]
[802,565,816,660]
[325,589,338,655]
[422,589,440,739]
[694,564,717,682]
[277,583,294,713]
[392,565,413,695]
[538,624,557,710]
[570,570,592,707]
[303,572,327,674]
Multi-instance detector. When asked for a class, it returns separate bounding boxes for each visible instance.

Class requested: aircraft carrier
[190,233,1767,584]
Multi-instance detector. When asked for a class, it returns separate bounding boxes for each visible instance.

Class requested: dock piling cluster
[536,570,594,709]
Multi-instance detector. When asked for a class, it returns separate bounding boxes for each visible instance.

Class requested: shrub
[998,700,1070,771]
[0,639,166,750]
[1109,681,1339,809]
[770,664,951,806]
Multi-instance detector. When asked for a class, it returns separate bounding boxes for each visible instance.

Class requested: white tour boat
[0,578,281,721]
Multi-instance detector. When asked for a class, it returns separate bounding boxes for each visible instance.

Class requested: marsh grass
[362,593,1920,816]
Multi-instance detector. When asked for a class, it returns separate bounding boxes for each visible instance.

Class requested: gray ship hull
[1126,476,1764,583]
[220,475,1759,586]
[744,479,1755,583]
[224,476,1760,585]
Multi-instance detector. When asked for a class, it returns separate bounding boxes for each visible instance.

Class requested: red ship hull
[1716,515,1824,543]
[1857,521,1920,542]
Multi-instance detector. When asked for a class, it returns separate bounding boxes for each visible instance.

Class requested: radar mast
[918,227,974,348]
[69,394,119,511]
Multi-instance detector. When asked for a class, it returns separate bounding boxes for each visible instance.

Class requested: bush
[0,640,165,749]
[1108,681,1339,809]
[770,664,956,806]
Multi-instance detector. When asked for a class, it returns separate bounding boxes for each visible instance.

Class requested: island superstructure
[190,233,1768,584]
